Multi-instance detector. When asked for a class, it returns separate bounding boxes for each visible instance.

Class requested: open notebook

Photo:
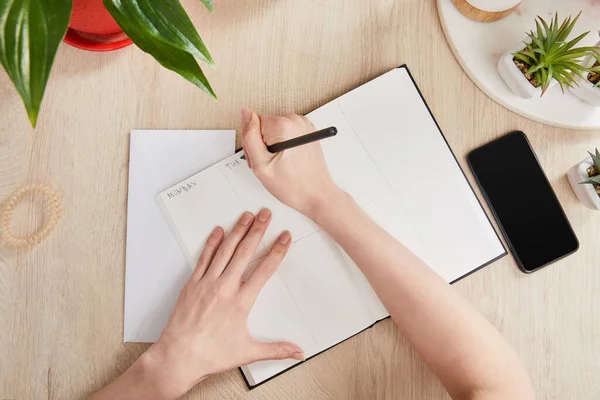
[158,66,506,388]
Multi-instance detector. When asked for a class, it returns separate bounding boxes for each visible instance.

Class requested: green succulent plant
[513,12,598,95]
[580,148,600,186]
[0,0,216,128]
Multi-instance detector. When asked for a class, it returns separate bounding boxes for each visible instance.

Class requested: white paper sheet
[124,129,235,343]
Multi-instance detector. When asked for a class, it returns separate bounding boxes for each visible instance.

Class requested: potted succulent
[569,38,600,106]
[498,12,597,99]
[568,148,600,211]
[0,0,217,128]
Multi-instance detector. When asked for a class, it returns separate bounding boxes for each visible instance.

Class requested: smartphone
[467,131,578,273]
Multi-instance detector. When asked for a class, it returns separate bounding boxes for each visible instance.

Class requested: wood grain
[0,0,599,399]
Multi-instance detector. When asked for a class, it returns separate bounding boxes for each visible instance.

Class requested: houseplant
[568,148,600,211]
[498,12,598,99]
[569,37,600,106]
[0,0,216,128]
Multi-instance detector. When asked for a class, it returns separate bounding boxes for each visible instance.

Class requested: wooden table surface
[1,1,599,399]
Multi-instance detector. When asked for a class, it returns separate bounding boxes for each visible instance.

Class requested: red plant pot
[64,0,133,51]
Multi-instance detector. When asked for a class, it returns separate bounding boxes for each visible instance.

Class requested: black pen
[241,126,337,159]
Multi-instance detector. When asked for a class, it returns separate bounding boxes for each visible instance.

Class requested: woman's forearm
[310,189,534,400]
[90,346,178,400]
[240,109,533,399]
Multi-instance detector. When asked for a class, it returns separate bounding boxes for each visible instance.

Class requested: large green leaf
[126,28,216,99]
[0,0,71,127]
[104,0,217,100]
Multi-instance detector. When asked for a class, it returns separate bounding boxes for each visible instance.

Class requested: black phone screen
[468,131,578,273]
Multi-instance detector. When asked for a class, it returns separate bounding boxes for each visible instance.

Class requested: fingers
[242,231,292,300]
[241,109,315,170]
[250,340,305,363]
[259,114,298,146]
[286,113,314,132]
[205,212,255,278]
[191,226,224,281]
[221,208,272,281]
[241,108,269,170]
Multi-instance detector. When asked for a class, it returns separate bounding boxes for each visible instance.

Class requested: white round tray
[437,0,600,130]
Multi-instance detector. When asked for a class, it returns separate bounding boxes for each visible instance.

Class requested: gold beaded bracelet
[0,183,62,249]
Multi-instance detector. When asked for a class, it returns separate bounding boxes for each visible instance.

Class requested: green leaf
[540,68,548,94]
[513,53,532,64]
[559,78,575,91]
[531,36,545,51]
[199,0,213,12]
[104,0,217,100]
[104,0,214,66]
[580,175,600,185]
[520,50,537,59]
[563,31,589,51]
[528,63,544,74]
[533,70,542,88]
[555,15,571,42]
[535,19,544,42]
[559,62,587,80]
[552,68,574,92]
[541,65,552,94]
[143,38,216,100]
[0,0,72,127]
[557,11,581,43]
[546,13,558,50]
[552,51,593,63]
[590,149,600,171]
[539,15,550,37]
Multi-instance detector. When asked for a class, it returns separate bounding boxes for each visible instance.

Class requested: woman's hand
[241,108,343,219]
[92,209,303,400]
[152,209,303,396]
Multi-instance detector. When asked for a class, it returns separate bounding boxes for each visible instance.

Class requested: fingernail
[258,208,270,222]
[279,231,291,245]
[291,351,305,360]
[240,212,253,226]
[241,108,251,126]
[211,227,223,238]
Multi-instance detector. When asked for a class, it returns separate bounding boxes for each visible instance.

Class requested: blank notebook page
[158,66,506,388]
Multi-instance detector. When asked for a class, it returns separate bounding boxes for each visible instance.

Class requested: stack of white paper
[124,129,235,343]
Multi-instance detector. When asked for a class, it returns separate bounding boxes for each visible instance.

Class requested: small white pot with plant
[498,13,597,99]
[568,148,600,211]
[569,38,600,106]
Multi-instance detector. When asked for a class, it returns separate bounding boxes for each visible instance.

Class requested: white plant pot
[498,41,556,99]
[568,43,600,107]
[567,158,600,211]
